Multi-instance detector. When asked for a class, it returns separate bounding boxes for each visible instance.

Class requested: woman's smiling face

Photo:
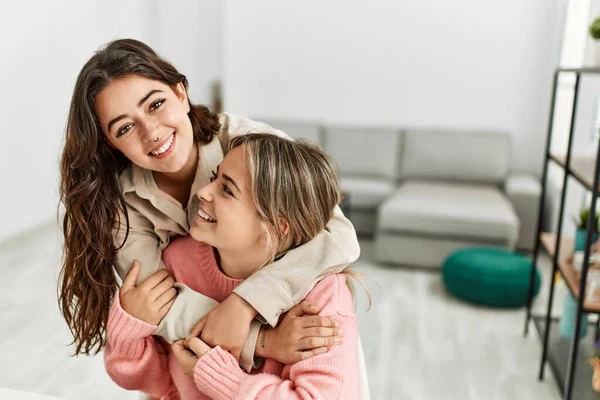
[95,75,194,172]
[189,146,267,262]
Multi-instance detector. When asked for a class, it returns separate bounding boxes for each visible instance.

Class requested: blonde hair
[229,133,371,308]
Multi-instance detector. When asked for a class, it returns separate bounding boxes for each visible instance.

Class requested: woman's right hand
[256,300,343,364]
[120,260,177,325]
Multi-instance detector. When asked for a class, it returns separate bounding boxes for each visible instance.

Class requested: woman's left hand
[171,338,212,379]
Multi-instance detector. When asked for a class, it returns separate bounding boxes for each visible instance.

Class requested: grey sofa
[260,119,541,268]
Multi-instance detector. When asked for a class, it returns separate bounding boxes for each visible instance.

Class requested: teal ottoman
[442,248,541,307]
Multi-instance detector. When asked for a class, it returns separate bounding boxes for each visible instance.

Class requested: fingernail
[334,321,339,327]
[310,304,318,309]
[338,329,344,336]
[335,337,342,345]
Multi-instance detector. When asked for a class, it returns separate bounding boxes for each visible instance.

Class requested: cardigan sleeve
[194,275,360,399]
[103,293,178,398]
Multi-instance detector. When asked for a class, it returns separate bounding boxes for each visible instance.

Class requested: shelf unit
[523,67,600,400]
[539,234,600,312]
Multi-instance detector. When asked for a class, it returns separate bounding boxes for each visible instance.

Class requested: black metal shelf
[523,67,600,400]
[533,317,600,400]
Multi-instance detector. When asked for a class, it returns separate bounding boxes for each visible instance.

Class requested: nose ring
[153,136,160,143]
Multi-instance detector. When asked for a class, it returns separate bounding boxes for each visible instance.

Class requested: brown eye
[149,98,165,112]
[117,124,133,137]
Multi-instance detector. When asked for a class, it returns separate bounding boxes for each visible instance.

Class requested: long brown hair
[59,39,221,355]
[229,134,371,307]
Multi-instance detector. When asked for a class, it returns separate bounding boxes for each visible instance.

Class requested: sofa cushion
[325,126,401,179]
[340,175,395,209]
[398,129,511,184]
[377,180,519,244]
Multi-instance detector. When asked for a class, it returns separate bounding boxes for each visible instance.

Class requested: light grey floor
[0,223,564,399]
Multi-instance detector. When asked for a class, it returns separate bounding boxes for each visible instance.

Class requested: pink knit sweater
[104,236,360,399]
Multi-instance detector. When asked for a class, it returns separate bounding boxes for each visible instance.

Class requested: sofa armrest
[504,174,542,251]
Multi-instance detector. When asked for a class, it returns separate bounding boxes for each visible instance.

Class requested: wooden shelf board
[540,233,600,312]
[558,66,600,74]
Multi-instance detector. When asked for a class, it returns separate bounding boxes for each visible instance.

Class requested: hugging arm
[113,205,260,371]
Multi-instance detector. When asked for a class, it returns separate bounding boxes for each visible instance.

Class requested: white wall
[223,0,565,175]
[0,1,222,243]
[145,0,223,106]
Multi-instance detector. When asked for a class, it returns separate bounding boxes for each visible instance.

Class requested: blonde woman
[105,134,361,399]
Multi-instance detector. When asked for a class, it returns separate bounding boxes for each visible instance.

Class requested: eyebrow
[106,89,165,132]
[216,165,241,192]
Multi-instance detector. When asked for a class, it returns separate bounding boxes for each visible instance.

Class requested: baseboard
[376,261,442,273]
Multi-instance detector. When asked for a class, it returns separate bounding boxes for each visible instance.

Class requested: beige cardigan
[113,113,360,370]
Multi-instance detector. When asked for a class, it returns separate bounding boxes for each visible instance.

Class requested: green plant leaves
[574,206,600,232]
[590,16,600,40]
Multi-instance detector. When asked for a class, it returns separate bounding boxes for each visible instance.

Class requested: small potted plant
[573,206,600,251]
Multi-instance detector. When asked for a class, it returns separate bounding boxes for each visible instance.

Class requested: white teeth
[197,208,216,222]
[151,134,174,155]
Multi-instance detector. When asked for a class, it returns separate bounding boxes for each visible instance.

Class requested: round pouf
[442,247,541,307]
